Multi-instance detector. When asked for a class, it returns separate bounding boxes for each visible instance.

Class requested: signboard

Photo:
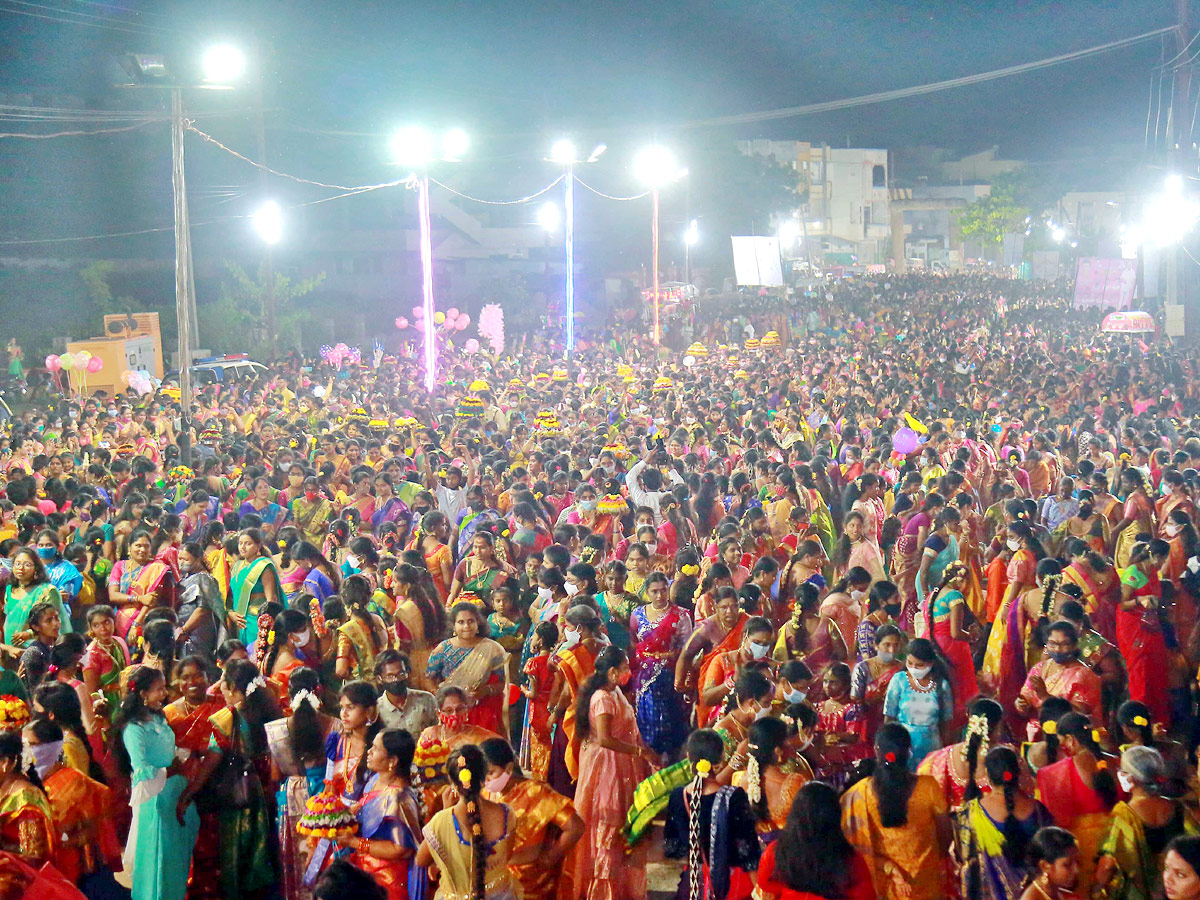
[731,236,784,287]
[1165,303,1185,337]
[1073,258,1137,310]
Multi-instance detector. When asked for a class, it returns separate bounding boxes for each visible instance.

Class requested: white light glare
[1141,177,1200,247]
[1051,227,1066,243]
[778,219,801,245]
[685,219,699,245]
[442,128,469,160]
[201,44,246,84]
[537,201,561,232]
[587,143,607,163]
[550,139,577,165]
[252,200,283,245]
[633,145,683,187]
[390,126,435,168]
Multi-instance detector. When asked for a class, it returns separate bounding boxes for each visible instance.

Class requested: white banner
[731,236,784,286]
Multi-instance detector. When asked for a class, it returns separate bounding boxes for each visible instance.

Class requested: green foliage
[79,260,142,336]
[206,261,326,356]
[689,141,804,240]
[955,173,1029,246]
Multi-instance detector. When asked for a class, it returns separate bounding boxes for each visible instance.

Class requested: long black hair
[33,680,103,782]
[774,780,856,897]
[113,666,167,776]
[873,723,915,827]
[745,717,790,823]
[575,646,626,737]
[286,666,326,764]
[1056,712,1117,808]
[962,697,1003,804]
[1039,697,1072,765]
[222,658,282,755]
[341,574,387,655]
[262,607,310,677]
[340,680,382,792]
[446,743,488,900]
[0,729,44,794]
[987,747,1029,865]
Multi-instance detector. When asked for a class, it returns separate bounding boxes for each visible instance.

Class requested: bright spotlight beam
[201,44,246,84]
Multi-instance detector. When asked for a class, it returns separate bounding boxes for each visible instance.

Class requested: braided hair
[1038,697,1072,765]
[1032,559,1063,649]
[0,729,44,794]
[447,744,489,900]
[873,723,915,827]
[684,729,725,900]
[745,717,789,823]
[962,697,1003,803]
[1056,712,1117,808]
[262,608,309,676]
[986,747,1028,865]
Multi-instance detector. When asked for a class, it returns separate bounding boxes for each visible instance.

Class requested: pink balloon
[413,318,426,332]
[44,355,61,373]
[413,306,425,318]
[395,317,409,329]
[464,339,480,353]
[87,356,103,373]
[457,313,470,330]
[447,307,459,320]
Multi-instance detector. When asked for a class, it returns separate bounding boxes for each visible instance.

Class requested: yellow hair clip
[277,539,287,549]
[681,564,700,576]
[1132,715,1149,727]
[267,630,276,644]
[1092,729,1103,745]
[1042,720,1058,736]
[695,759,712,775]
[458,768,472,788]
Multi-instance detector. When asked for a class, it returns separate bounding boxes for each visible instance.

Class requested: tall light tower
[633,146,687,345]
[546,140,605,356]
[389,126,468,392]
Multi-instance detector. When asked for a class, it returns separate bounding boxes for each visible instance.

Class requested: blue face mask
[784,687,807,704]
[36,547,56,561]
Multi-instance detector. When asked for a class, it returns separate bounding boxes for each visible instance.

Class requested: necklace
[907,672,936,693]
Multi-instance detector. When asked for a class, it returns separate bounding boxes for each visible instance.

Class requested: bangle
[358,838,370,857]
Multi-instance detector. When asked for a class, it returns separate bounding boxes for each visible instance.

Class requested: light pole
[633,146,686,345]
[684,219,698,285]
[546,140,605,356]
[252,200,283,354]
[121,44,246,465]
[389,126,469,392]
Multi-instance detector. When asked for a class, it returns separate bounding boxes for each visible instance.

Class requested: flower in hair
[884,751,896,763]
[695,759,712,775]
[1092,729,1103,744]
[292,689,319,710]
[278,539,287,549]
[681,564,700,576]
[1042,720,1058,736]
[458,768,472,788]
[1132,715,1149,727]
[1002,771,1013,782]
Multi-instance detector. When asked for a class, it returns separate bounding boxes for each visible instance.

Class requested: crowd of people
[1,272,1200,900]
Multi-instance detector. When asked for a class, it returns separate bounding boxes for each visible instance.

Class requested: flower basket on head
[744,338,761,351]
[597,494,628,516]
[0,696,30,730]
[455,397,485,418]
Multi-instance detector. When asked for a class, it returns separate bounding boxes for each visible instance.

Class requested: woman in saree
[775,583,847,701]
[265,667,334,900]
[841,723,953,900]
[1036,712,1120,895]
[414,510,454,604]
[914,506,961,636]
[426,601,507,734]
[446,531,515,608]
[820,568,871,657]
[631,572,693,759]
[1157,470,1196,539]
[116,666,200,900]
[370,474,410,535]
[163,655,225,900]
[981,521,1041,720]
[262,608,320,696]
[1111,467,1156,569]
[1118,541,1172,727]
[80,604,129,713]
[191,659,280,900]
[850,624,905,743]
[343,471,378,527]
[1055,490,1110,557]
[239,477,285,537]
[890,492,945,634]
[921,561,981,729]
[290,476,334,548]
[696,614,776,727]
[1094,746,1200,900]
[177,542,226,661]
[832,510,887,584]
[229,527,282,651]
[2,546,70,646]
[202,521,233,604]
[849,473,887,548]
[285,541,340,606]
[546,604,604,791]
[335,575,391,682]
[953,494,988,620]
[729,717,809,843]
[391,563,444,693]
[1161,509,1200,646]
[1062,537,1120,641]
[1016,620,1104,745]
[676,589,750,727]
[0,728,55,869]
[594,560,638,655]
[919,697,1004,813]
[334,729,423,900]
[954,746,1052,900]
[481,736,584,900]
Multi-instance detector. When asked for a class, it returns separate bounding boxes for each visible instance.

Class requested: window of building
[872,164,886,188]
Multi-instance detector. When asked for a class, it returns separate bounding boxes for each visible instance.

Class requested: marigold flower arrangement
[413,738,451,782]
[297,783,358,843]
[0,696,31,730]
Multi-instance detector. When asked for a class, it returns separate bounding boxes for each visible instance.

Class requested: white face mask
[878,650,895,663]
[1117,770,1135,793]
[1165,522,1182,537]
[908,664,932,681]
[850,589,865,601]
[293,628,311,647]
[564,582,580,597]
[754,703,771,720]
[1006,539,1020,551]
[644,542,657,555]
[563,628,581,648]
[537,586,553,601]
[748,640,771,660]
[345,553,360,569]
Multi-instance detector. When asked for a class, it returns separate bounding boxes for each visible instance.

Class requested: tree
[80,260,139,334]
[955,172,1030,246]
[208,261,326,356]
[687,140,804,241]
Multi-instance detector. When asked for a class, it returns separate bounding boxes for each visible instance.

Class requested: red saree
[695,613,748,726]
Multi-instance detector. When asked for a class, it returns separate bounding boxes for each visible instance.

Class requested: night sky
[0,0,1181,247]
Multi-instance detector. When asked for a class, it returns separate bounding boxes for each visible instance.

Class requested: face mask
[884,604,901,618]
[773,484,786,497]
[1079,504,1093,517]
[563,628,581,647]
[1006,539,1020,551]
[644,542,657,555]
[564,582,580,597]
[484,770,512,794]
[28,740,64,780]
[1050,650,1075,665]
[36,547,56,561]
[68,410,78,419]
[345,554,360,570]
[908,665,932,681]
[754,703,771,721]
[748,640,770,660]
[878,650,895,663]
[580,499,598,512]
[850,589,865,601]
[784,688,807,704]
[304,490,318,502]
[1166,522,1182,537]
[439,711,465,730]
[380,678,408,695]
[1117,770,1135,793]
[602,464,615,475]
[293,628,312,647]
[537,586,553,601]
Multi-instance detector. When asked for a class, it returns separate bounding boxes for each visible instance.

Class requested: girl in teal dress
[230,528,282,650]
[117,666,200,900]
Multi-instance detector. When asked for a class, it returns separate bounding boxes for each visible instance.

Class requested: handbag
[200,710,261,812]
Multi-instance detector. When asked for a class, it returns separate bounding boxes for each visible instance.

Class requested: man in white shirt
[374,651,437,737]
[626,448,685,525]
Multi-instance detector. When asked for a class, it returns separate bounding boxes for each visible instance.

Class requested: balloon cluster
[319,343,362,368]
[407,305,470,335]
[45,351,104,375]
[120,369,154,396]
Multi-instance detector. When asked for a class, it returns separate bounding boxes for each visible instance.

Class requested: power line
[429,174,564,205]
[574,178,650,201]
[0,2,171,35]
[2,0,172,33]
[0,119,161,138]
[62,0,175,21]
[679,26,1176,129]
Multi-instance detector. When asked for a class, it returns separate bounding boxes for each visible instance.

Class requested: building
[737,140,891,266]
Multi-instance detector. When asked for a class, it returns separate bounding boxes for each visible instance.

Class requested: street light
[537,201,561,232]
[252,200,283,245]
[120,44,246,465]
[389,126,469,391]
[684,219,698,285]
[778,219,802,246]
[546,139,605,355]
[633,145,686,345]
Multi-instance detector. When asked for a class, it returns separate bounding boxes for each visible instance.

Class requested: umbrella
[1101,311,1155,333]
